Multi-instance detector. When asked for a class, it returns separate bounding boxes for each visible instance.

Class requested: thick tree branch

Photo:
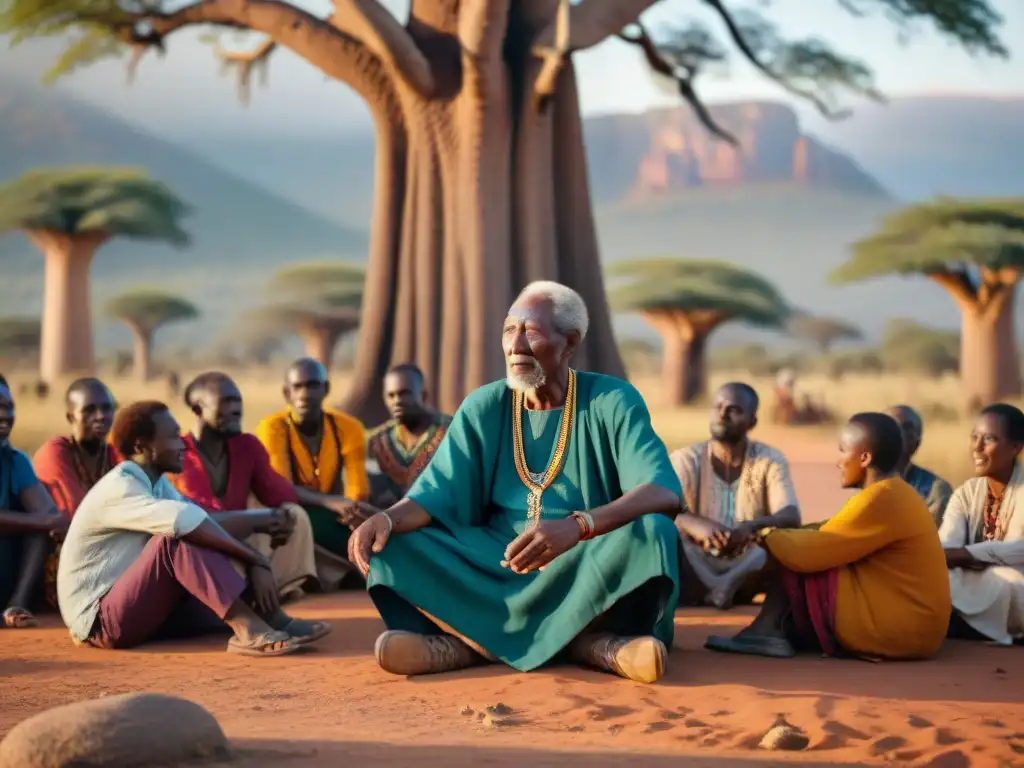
[330,0,435,97]
[92,0,386,98]
[214,38,278,105]
[618,23,738,144]
[927,269,979,310]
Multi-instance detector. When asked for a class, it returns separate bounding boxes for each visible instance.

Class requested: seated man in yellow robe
[704,412,950,660]
[256,358,371,584]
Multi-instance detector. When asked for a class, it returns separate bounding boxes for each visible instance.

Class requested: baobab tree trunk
[298,323,345,369]
[932,270,1020,408]
[126,324,153,382]
[27,230,106,383]
[643,310,722,407]
[121,0,640,426]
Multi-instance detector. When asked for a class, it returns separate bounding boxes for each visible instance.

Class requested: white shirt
[57,461,209,641]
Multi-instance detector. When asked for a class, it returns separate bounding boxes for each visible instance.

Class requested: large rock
[0,692,231,768]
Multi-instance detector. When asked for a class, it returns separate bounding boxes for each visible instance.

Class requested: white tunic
[938,463,1024,644]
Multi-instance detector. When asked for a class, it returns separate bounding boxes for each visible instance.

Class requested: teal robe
[367,372,682,671]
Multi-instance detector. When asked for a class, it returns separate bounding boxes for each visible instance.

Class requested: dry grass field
[1,367,1002,488]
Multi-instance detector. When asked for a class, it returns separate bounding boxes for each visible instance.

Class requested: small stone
[759,724,810,751]
[0,692,230,768]
[486,703,512,716]
[460,706,474,716]
[482,714,505,728]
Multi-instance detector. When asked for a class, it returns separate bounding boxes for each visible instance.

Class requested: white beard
[505,357,546,393]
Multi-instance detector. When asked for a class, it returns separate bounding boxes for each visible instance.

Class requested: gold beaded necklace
[512,369,577,527]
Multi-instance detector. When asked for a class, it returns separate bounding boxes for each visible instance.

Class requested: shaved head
[887,404,923,467]
[286,357,328,385]
[284,357,330,424]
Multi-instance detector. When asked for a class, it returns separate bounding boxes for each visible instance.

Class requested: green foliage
[0,167,189,245]
[880,318,959,377]
[822,347,885,379]
[787,313,863,352]
[618,336,661,374]
[607,257,791,329]
[831,198,1024,283]
[0,316,41,356]
[634,0,1006,141]
[105,289,199,335]
[257,260,366,332]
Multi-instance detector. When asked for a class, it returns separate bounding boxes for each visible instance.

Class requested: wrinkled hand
[349,513,393,577]
[249,563,280,615]
[502,519,580,574]
[327,497,375,529]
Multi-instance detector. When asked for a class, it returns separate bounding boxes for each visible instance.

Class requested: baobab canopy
[832,198,1024,404]
[0,168,189,245]
[607,258,790,405]
[2,0,1009,422]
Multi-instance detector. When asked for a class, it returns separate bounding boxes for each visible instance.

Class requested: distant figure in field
[671,383,801,609]
[941,403,1024,645]
[167,371,181,398]
[887,404,953,527]
[33,380,49,401]
[770,369,830,426]
[706,412,950,661]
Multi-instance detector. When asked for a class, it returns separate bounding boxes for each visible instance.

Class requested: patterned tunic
[366,413,452,507]
[903,463,954,528]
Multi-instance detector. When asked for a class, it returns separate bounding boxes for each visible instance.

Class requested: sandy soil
[3,452,1021,767]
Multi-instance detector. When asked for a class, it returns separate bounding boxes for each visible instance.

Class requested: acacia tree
[4,1,1006,421]
[787,313,862,355]
[831,198,1024,404]
[607,258,790,405]
[105,289,200,381]
[0,168,189,383]
[253,262,365,367]
[0,317,42,366]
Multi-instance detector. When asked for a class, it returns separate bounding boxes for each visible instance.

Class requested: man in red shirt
[168,372,317,600]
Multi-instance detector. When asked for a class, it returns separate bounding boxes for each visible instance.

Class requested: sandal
[281,619,332,645]
[2,607,39,629]
[705,634,796,658]
[226,630,302,657]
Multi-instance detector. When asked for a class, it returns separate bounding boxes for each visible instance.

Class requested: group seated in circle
[0,281,1021,681]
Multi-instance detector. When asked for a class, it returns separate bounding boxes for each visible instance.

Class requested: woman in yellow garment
[706,412,950,660]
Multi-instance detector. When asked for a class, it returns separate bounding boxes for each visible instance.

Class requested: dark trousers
[90,536,246,649]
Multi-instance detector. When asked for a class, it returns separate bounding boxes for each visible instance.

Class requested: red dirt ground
[3,448,1022,767]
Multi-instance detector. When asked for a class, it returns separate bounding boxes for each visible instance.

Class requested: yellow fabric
[256,408,369,502]
[764,477,950,659]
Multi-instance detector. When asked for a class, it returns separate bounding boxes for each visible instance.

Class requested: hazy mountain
[0,74,368,348]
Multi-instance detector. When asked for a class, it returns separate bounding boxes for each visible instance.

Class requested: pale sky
[3,0,1023,141]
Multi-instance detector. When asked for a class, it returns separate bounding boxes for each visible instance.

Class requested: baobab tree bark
[27,230,107,382]
[930,268,1021,407]
[123,323,154,382]
[643,310,724,407]
[112,0,642,425]
[296,320,356,369]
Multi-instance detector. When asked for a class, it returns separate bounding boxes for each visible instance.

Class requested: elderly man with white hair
[349,281,682,683]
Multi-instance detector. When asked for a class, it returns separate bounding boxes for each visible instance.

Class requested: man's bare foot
[2,606,38,629]
[571,633,667,684]
[374,630,482,676]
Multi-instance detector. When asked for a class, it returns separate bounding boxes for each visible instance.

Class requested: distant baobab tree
[607,258,790,405]
[3,0,1006,422]
[787,314,863,355]
[832,198,1024,404]
[105,289,200,381]
[0,167,189,383]
[250,262,365,368]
